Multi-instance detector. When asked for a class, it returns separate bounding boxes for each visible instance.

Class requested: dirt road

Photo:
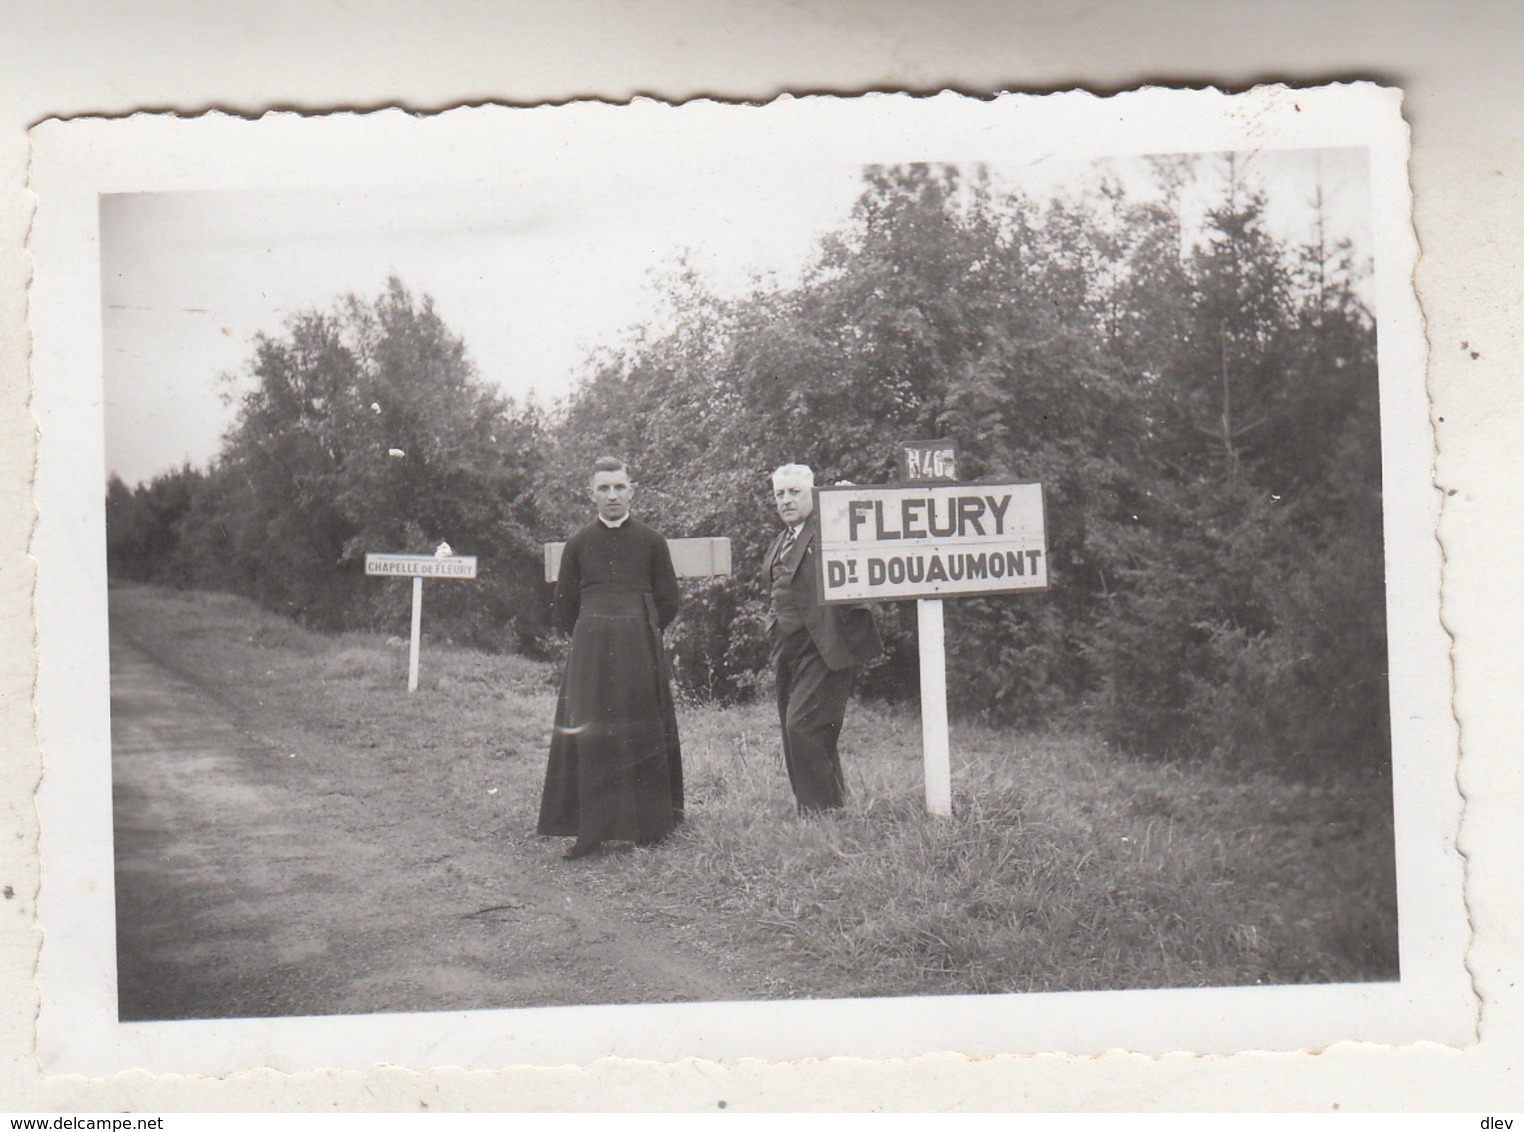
[110,619,756,1021]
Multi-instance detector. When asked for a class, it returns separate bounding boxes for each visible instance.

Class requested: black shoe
[562,839,601,860]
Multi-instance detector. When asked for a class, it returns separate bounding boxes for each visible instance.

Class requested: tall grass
[586,699,1398,997]
[110,583,1399,1000]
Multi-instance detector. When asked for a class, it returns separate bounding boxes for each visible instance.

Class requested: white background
[4,0,1521,1114]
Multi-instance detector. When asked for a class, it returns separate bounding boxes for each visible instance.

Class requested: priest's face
[773,480,813,526]
[589,468,634,522]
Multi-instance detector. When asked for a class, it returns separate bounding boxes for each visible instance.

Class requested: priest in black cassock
[537,457,684,859]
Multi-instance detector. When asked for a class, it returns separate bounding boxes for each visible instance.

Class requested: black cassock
[537,517,684,844]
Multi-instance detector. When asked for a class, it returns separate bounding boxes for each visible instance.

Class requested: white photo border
[27,86,1472,1077]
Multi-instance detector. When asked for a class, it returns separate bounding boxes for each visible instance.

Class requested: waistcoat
[769,535,807,638]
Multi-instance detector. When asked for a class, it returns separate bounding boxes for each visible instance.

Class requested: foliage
[111,278,551,652]
[106,466,203,586]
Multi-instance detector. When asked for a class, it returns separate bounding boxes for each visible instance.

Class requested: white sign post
[814,482,1047,816]
[917,596,951,815]
[365,552,479,692]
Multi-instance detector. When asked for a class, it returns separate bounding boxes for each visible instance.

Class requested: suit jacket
[763,514,882,671]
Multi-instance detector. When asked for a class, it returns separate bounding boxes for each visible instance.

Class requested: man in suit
[763,463,882,813]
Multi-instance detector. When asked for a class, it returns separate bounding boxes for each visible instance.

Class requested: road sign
[814,476,1047,817]
[543,537,732,583]
[898,438,959,483]
[366,550,478,692]
[813,481,1047,604]
[365,553,478,579]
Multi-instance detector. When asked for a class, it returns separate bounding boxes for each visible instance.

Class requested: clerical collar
[599,514,630,529]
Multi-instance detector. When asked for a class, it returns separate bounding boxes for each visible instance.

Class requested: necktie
[780,525,799,557]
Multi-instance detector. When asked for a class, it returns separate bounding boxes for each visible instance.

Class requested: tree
[196,277,548,650]
[104,465,207,586]
[1084,156,1387,773]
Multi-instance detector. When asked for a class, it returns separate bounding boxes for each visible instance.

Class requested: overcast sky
[100,147,1370,487]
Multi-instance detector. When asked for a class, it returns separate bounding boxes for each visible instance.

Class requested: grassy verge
[110,583,1398,999]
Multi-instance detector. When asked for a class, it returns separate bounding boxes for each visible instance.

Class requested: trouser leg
[774,632,853,812]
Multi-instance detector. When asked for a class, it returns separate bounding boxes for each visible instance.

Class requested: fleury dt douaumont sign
[814,481,1047,603]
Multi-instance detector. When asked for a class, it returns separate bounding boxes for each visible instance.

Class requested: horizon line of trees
[107,154,1390,780]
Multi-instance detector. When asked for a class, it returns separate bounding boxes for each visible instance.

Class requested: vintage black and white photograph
[27,89,1469,1075]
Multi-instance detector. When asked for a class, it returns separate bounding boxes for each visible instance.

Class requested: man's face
[773,480,813,526]
[589,468,634,522]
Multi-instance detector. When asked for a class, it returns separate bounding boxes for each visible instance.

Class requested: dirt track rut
[110,625,748,1021]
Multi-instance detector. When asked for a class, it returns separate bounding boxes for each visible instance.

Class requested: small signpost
[365,550,478,692]
[816,441,1047,816]
[898,436,959,484]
